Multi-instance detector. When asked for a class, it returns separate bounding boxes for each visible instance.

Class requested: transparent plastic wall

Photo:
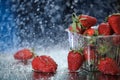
[68,30,120,71]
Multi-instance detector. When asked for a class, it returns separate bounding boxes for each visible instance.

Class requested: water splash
[0,0,119,53]
[0,0,119,79]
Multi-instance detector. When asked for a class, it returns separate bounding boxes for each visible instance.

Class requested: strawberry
[108,13,120,34]
[83,45,96,61]
[14,48,33,61]
[98,57,120,75]
[83,28,96,36]
[98,22,113,35]
[69,13,97,34]
[68,50,84,72]
[79,14,97,29]
[32,55,57,73]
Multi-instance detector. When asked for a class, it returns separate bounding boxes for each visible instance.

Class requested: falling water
[0,0,119,52]
[0,0,119,80]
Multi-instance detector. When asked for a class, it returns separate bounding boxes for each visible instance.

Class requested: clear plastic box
[67,30,120,71]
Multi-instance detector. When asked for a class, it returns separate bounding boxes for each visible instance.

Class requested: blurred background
[0,0,120,53]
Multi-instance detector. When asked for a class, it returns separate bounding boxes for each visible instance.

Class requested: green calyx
[78,48,84,53]
[31,48,38,58]
[70,47,83,55]
[97,44,109,55]
[71,13,84,32]
[104,16,108,22]
[93,30,99,36]
[87,37,96,44]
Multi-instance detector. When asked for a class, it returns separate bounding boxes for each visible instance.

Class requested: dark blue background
[0,0,119,52]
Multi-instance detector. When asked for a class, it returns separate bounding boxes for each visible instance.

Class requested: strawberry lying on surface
[98,57,120,75]
[14,48,33,61]
[68,50,84,72]
[32,55,57,73]
[108,13,120,34]
[98,22,113,35]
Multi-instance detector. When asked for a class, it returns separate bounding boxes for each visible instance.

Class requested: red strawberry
[83,28,96,36]
[79,14,97,29]
[98,57,120,75]
[98,22,113,35]
[14,48,33,60]
[32,55,57,73]
[108,13,120,34]
[83,45,96,61]
[68,50,84,72]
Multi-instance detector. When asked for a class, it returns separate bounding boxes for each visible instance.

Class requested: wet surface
[0,48,120,80]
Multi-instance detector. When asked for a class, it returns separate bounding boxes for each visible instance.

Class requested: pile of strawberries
[68,13,120,75]
[69,13,120,36]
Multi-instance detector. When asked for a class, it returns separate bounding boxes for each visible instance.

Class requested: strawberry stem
[93,30,99,36]
[31,48,38,58]
[104,17,108,22]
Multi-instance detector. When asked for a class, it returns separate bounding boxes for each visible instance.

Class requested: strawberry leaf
[72,13,79,23]
[78,48,83,54]
[72,22,78,32]
[97,44,109,55]
[71,13,86,33]
[77,22,82,29]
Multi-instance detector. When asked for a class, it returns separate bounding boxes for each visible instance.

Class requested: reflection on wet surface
[0,50,120,80]
[0,63,120,80]
[1,68,120,80]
